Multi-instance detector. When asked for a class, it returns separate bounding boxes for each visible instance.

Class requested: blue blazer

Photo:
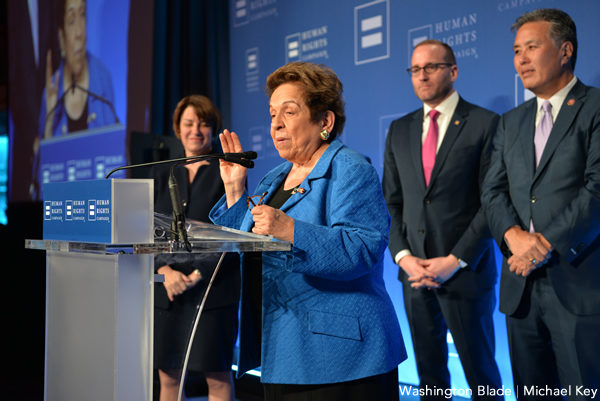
[210,139,406,384]
[482,80,600,316]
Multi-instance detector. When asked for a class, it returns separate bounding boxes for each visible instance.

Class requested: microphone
[168,166,192,252]
[43,78,77,129]
[163,153,251,251]
[220,154,254,168]
[43,74,120,131]
[224,151,258,160]
[105,151,256,178]
[71,80,120,124]
[104,151,257,251]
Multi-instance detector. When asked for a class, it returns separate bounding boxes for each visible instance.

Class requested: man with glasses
[383,39,503,400]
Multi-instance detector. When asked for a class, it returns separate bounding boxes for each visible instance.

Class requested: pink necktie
[422,109,440,186]
[535,100,553,167]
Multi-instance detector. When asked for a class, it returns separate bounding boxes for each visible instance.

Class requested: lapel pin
[567,98,575,106]
[454,120,460,125]
[291,187,305,194]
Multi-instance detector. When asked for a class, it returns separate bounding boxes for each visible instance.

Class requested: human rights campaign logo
[354,0,390,65]
[284,26,328,63]
[407,25,432,65]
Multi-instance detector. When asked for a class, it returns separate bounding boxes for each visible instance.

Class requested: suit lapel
[517,100,537,181]
[427,98,468,191]
[534,81,586,182]
[279,176,308,212]
[240,140,344,230]
[410,109,427,191]
[279,140,344,212]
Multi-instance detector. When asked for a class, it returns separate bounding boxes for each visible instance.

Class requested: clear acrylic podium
[26,182,290,401]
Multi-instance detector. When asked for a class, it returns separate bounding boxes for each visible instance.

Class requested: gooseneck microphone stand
[105,151,257,251]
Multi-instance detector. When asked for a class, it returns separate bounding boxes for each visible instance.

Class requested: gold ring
[193,269,201,275]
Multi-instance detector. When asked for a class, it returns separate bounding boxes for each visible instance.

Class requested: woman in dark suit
[210,62,406,401]
[152,95,240,401]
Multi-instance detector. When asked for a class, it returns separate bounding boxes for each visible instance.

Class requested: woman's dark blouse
[151,160,240,310]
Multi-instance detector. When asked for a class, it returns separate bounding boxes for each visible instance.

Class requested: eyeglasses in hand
[247,192,267,210]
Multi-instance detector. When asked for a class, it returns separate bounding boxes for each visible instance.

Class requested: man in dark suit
[383,39,503,400]
[482,9,600,398]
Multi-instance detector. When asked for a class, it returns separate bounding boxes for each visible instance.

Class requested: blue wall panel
[229,1,600,397]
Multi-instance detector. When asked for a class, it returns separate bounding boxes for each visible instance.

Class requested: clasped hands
[399,254,461,290]
[504,226,552,277]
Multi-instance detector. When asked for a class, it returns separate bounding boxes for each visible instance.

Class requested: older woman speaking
[210,61,406,401]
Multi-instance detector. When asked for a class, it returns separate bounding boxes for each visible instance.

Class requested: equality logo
[65,200,73,221]
[95,157,105,179]
[233,0,249,26]
[232,0,278,28]
[246,48,260,93]
[285,33,302,62]
[88,200,97,221]
[354,0,390,65]
[67,163,77,181]
[44,201,52,221]
[407,25,433,65]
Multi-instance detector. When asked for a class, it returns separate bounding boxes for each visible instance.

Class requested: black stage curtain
[151,0,231,136]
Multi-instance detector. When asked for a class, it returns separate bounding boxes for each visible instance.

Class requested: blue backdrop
[228,0,600,398]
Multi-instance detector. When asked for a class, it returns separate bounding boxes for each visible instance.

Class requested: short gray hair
[512,8,577,70]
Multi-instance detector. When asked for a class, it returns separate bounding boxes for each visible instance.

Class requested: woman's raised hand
[219,129,248,207]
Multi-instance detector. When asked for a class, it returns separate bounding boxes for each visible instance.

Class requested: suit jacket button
[424,199,431,205]
[418,229,424,234]
[531,196,536,203]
